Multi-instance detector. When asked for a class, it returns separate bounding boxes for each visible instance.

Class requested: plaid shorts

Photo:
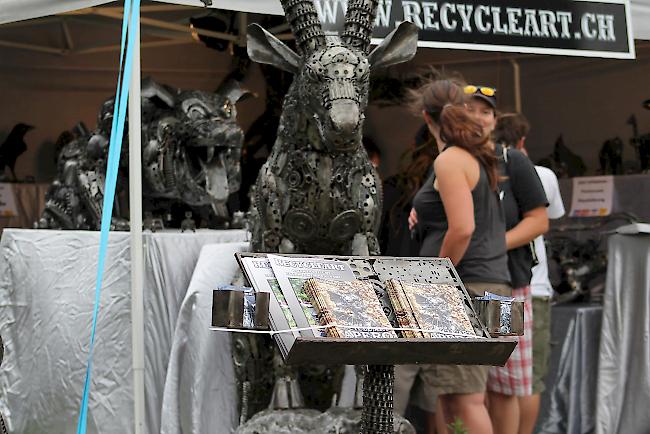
[487,285,534,396]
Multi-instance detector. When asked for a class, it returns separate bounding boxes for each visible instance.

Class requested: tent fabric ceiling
[156,0,283,15]
[0,0,649,39]
[631,0,650,40]
[0,0,284,25]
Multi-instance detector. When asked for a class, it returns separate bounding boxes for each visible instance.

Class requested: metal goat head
[247,0,418,152]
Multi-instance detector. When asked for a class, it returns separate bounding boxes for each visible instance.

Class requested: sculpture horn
[341,0,379,53]
[278,0,326,55]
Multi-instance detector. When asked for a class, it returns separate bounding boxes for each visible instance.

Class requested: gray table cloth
[538,305,602,434]
[0,229,247,434]
[596,233,650,434]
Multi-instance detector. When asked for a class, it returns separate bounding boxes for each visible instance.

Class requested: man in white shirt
[511,116,566,434]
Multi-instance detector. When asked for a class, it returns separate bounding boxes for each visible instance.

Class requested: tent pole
[511,59,522,113]
[128,11,146,434]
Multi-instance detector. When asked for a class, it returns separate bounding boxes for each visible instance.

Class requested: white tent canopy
[2,0,650,41]
[0,0,284,24]
[629,0,650,40]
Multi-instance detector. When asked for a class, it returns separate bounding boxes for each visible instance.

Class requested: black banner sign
[314,0,634,59]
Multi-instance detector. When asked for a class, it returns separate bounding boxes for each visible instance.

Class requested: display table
[0,229,248,434]
[537,304,602,434]
[596,233,650,434]
[160,242,250,434]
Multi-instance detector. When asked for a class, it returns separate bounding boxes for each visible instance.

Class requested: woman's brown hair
[407,79,499,190]
[389,125,438,229]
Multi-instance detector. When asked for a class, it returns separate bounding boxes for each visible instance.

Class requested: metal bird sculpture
[0,123,33,181]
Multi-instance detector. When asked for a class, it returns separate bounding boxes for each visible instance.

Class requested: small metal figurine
[230,210,247,229]
[0,123,33,181]
[628,113,650,173]
[599,137,624,175]
[143,211,164,233]
[180,211,196,233]
[537,135,587,178]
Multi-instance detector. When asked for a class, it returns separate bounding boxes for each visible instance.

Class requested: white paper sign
[569,176,614,217]
[0,183,18,217]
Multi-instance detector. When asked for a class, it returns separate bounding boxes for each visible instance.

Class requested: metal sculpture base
[360,365,394,434]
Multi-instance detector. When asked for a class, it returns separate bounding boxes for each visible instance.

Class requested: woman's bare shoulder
[434,146,475,167]
[434,147,480,188]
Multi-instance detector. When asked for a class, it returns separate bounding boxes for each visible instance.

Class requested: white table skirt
[160,242,250,434]
[0,229,248,434]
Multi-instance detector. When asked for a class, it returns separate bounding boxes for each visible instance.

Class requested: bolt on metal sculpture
[242,1,418,433]
[247,0,418,256]
[36,78,249,230]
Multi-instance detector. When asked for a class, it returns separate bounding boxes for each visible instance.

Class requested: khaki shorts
[397,282,512,398]
[532,296,551,394]
[394,365,438,415]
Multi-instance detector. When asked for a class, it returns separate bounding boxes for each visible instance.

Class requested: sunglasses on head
[464,85,496,97]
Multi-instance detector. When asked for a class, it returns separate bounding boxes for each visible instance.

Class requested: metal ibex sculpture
[247,0,418,256]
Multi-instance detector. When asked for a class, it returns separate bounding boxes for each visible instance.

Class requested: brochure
[268,255,356,337]
[305,278,396,339]
[240,257,299,354]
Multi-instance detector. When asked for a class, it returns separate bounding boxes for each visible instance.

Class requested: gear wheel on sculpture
[264,230,281,248]
[284,210,318,241]
[329,210,362,242]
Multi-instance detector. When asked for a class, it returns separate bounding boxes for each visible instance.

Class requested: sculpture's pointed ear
[141,76,175,108]
[217,79,256,104]
[368,22,418,71]
[247,24,300,74]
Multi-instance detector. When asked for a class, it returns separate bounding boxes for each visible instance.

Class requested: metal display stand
[232,253,517,434]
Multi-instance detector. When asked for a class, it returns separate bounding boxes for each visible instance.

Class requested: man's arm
[506,206,548,250]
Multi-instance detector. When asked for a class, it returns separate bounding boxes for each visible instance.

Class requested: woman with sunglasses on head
[465,86,549,434]
[406,78,509,434]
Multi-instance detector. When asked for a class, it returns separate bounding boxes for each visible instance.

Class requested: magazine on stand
[239,257,299,356]
[305,278,397,339]
[386,280,476,338]
[384,280,425,338]
[268,255,356,338]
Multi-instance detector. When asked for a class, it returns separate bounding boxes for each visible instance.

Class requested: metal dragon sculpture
[36,78,249,230]
[247,0,418,256]
[236,1,418,433]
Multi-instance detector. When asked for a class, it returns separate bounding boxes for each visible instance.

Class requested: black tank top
[412,154,510,285]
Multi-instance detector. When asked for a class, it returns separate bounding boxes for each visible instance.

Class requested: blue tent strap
[76,1,141,433]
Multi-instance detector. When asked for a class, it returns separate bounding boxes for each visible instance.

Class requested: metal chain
[360,364,394,434]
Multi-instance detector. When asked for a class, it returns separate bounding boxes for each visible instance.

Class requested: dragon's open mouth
[159,118,243,217]
[185,146,230,202]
